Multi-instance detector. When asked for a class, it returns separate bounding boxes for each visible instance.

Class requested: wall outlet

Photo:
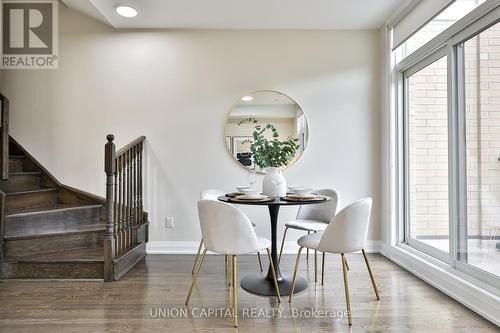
[166,217,174,228]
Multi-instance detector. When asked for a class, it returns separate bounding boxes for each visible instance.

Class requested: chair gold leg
[225,255,228,286]
[266,248,281,303]
[314,249,318,282]
[185,249,207,305]
[278,227,289,264]
[289,246,304,303]
[191,239,204,275]
[257,252,263,272]
[226,255,231,287]
[321,252,325,285]
[341,253,352,325]
[362,249,380,300]
[232,255,238,327]
[345,256,350,271]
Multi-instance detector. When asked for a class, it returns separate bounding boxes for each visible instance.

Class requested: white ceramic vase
[262,167,287,198]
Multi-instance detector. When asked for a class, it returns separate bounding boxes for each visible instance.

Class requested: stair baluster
[138,141,143,225]
[120,151,124,255]
[127,149,131,248]
[104,134,147,281]
[113,158,118,257]
[133,145,137,244]
[118,155,123,256]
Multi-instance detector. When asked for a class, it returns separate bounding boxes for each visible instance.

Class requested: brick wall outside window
[406,21,500,239]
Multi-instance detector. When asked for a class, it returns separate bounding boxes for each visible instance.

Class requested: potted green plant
[238,118,299,197]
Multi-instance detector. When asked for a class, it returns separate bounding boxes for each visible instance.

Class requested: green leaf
[243,120,300,168]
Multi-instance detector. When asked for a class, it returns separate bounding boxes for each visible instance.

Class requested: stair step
[5,226,105,260]
[0,261,103,279]
[5,203,101,216]
[0,172,41,192]
[5,203,101,236]
[12,247,104,262]
[5,188,58,213]
[5,220,105,240]
[9,155,25,173]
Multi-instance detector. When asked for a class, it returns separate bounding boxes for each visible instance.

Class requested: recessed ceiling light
[116,6,138,18]
[241,96,253,101]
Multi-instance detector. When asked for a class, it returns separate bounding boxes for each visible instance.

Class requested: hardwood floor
[0,253,498,332]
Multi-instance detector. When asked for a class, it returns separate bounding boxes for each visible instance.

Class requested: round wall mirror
[225,90,308,173]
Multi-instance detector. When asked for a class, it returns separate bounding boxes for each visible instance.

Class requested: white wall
[0,6,382,250]
[380,26,393,247]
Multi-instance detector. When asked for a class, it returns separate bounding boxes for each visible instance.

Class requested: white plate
[288,185,303,193]
[238,194,270,200]
[236,185,252,192]
[293,187,314,196]
[287,194,319,199]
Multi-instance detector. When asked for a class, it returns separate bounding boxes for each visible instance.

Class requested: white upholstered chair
[288,198,379,325]
[186,200,281,327]
[192,189,263,282]
[279,188,340,284]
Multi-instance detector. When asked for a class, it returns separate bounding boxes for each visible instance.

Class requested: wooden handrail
[116,136,145,157]
[0,93,9,180]
[104,134,146,281]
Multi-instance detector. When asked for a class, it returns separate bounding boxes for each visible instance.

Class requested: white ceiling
[61,0,412,30]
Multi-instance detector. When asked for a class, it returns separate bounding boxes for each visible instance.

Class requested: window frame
[395,1,500,291]
[453,16,500,289]
[402,46,450,263]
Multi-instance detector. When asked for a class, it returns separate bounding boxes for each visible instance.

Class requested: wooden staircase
[0,94,148,280]
[0,140,106,279]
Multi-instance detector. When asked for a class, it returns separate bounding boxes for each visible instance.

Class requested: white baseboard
[146,240,381,254]
[380,243,500,326]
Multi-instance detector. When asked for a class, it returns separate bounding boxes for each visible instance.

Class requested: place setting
[227,186,274,203]
[284,186,329,202]
[218,180,333,297]
[226,185,329,203]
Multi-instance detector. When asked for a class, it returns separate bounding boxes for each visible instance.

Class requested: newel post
[104,134,116,281]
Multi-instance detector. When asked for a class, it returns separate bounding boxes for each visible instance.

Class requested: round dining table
[218,194,331,296]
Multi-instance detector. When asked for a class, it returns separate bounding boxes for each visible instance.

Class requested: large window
[397,1,500,287]
[406,55,450,257]
[461,21,500,277]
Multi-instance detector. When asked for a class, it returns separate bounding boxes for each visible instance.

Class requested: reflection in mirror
[225,91,308,173]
